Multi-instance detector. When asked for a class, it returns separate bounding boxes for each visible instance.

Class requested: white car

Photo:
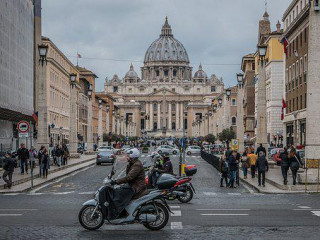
[156,145,179,155]
[186,146,201,155]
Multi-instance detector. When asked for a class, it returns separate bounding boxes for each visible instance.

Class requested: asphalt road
[1,151,320,239]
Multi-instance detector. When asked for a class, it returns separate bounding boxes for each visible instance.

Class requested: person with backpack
[248,150,258,178]
[2,152,15,189]
[228,151,238,188]
[41,148,50,178]
[219,155,229,187]
[255,152,269,187]
[241,152,250,179]
[288,147,303,185]
[280,147,290,185]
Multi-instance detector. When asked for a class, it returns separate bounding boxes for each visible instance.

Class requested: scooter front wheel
[143,202,169,231]
[177,186,193,203]
[79,205,104,230]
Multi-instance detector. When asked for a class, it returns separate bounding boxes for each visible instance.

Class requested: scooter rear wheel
[177,186,193,203]
[143,202,169,231]
[79,205,104,230]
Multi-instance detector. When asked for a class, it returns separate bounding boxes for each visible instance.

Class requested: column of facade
[180,102,184,131]
[116,118,120,134]
[157,102,161,130]
[87,99,93,151]
[98,105,103,146]
[106,111,110,134]
[149,102,154,131]
[146,102,149,131]
[69,85,78,155]
[237,86,245,152]
[168,102,172,130]
[175,102,180,130]
[112,113,115,133]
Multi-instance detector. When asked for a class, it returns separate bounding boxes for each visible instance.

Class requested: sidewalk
[0,154,96,193]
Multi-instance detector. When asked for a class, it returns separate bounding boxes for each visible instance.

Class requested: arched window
[232,117,236,125]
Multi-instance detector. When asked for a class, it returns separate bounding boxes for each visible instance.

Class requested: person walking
[248,150,258,178]
[41,148,50,178]
[255,152,269,187]
[288,147,303,185]
[17,143,29,174]
[219,155,229,187]
[37,146,45,177]
[280,147,290,185]
[62,144,69,165]
[55,145,63,167]
[228,151,238,188]
[2,152,15,189]
[29,146,37,170]
[241,152,250,179]
[256,144,266,156]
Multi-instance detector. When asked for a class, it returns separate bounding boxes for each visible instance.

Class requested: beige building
[104,18,224,137]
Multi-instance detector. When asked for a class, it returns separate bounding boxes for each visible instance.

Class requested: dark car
[96,150,115,165]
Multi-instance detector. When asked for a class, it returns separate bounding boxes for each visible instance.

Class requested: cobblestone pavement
[1,153,320,239]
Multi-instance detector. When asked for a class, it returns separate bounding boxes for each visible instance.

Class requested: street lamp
[87,84,93,100]
[208,110,213,116]
[98,99,102,109]
[106,105,110,112]
[258,44,267,66]
[218,98,223,107]
[112,109,115,115]
[70,73,77,88]
[38,44,48,66]
[213,104,217,112]
[237,73,244,88]
[226,89,231,101]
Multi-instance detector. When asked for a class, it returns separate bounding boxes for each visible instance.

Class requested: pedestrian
[219,155,229,187]
[29,146,37,170]
[288,147,303,185]
[241,152,250,179]
[41,148,50,178]
[52,145,57,165]
[256,144,266,156]
[2,152,15,189]
[255,152,269,187]
[37,145,45,177]
[248,150,258,178]
[228,151,238,188]
[55,145,63,167]
[280,147,290,185]
[17,143,29,174]
[62,144,69,165]
[235,151,241,186]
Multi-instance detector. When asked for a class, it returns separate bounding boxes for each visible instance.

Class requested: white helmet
[126,148,140,159]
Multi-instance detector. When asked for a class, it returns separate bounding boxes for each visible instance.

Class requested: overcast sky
[42,0,292,91]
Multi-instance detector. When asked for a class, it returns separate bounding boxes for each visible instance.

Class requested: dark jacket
[17,148,29,161]
[228,155,238,171]
[256,146,266,156]
[116,158,147,199]
[42,154,50,169]
[280,151,289,168]
[256,156,269,172]
[219,160,229,173]
[289,154,302,171]
[158,160,173,175]
[3,157,15,172]
[55,148,64,157]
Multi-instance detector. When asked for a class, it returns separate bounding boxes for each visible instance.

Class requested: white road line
[0,209,37,211]
[169,206,180,209]
[196,209,251,211]
[203,192,217,196]
[228,193,241,195]
[78,191,95,195]
[298,206,311,209]
[171,210,181,217]
[0,214,23,216]
[52,191,74,195]
[171,222,183,229]
[27,193,45,196]
[3,193,20,196]
[201,214,249,216]
[293,209,320,211]
[311,211,320,216]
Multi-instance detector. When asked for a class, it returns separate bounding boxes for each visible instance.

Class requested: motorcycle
[78,163,172,231]
[145,165,197,203]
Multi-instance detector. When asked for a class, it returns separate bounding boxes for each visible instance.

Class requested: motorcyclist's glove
[110,179,117,185]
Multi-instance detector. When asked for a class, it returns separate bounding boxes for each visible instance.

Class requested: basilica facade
[103,18,224,137]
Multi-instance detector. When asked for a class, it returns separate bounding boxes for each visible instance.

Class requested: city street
[1,153,320,239]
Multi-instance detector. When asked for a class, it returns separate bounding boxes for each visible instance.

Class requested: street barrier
[201,151,220,170]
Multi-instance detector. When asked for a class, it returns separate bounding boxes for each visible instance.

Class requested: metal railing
[200,151,220,170]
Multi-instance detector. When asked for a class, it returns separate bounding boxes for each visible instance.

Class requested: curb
[0,156,95,190]
[0,160,96,194]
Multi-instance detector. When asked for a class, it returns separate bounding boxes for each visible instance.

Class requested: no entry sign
[17,121,30,133]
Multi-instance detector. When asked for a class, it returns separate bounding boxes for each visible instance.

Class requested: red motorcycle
[145,165,197,203]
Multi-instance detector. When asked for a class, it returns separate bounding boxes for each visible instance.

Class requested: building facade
[0,0,36,151]
[104,18,224,137]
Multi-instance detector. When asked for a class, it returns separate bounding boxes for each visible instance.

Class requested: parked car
[156,145,179,155]
[97,146,120,154]
[272,148,284,165]
[96,150,115,165]
[186,146,201,155]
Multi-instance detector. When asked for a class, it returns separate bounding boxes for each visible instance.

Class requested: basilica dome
[125,64,138,78]
[194,64,207,78]
[144,17,189,63]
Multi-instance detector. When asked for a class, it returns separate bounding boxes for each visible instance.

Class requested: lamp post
[69,73,79,156]
[226,89,231,101]
[218,98,223,107]
[256,44,268,154]
[86,84,93,152]
[98,99,103,146]
[236,73,245,152]
[38,44,48,66]
[106,105,110,134]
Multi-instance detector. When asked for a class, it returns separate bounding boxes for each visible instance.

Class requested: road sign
[231,139,239,151]
[19,132,29,138]
[17,121,30,133]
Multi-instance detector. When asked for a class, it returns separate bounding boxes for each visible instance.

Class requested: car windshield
[122,145,130,148]
[99,151,113,156]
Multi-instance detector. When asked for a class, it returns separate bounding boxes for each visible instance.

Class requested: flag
[77,53,82,58]
[32,111,38,124]
[281,98,287,121]
[281,36,288,57]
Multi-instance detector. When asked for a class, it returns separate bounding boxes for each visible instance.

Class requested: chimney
[276,20,281,33]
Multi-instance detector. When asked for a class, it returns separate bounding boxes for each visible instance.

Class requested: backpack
[221,161,229,173]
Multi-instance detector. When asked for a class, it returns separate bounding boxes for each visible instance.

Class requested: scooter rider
[113,148,147,200]
[157,152,174,175]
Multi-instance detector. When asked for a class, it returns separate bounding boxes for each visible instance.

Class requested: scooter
[79,164,172,231]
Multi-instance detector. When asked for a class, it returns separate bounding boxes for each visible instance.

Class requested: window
[232,117,236,125]
[197,88,200,93]
[153,104,157,111]
[211,86,216,92]
[164,70,168,76]
[304,28,307,43]
[154,88,157,92]
[172,88,175,92]
[128,88,132,93]
[113,86,118,92]
[156,70,159,77]
[232,99,236,106]
[173,69,177,77]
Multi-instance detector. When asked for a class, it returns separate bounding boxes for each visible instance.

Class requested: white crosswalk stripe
[171,222,183,229]
[311,211,320,216]
[171,210,181,217]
